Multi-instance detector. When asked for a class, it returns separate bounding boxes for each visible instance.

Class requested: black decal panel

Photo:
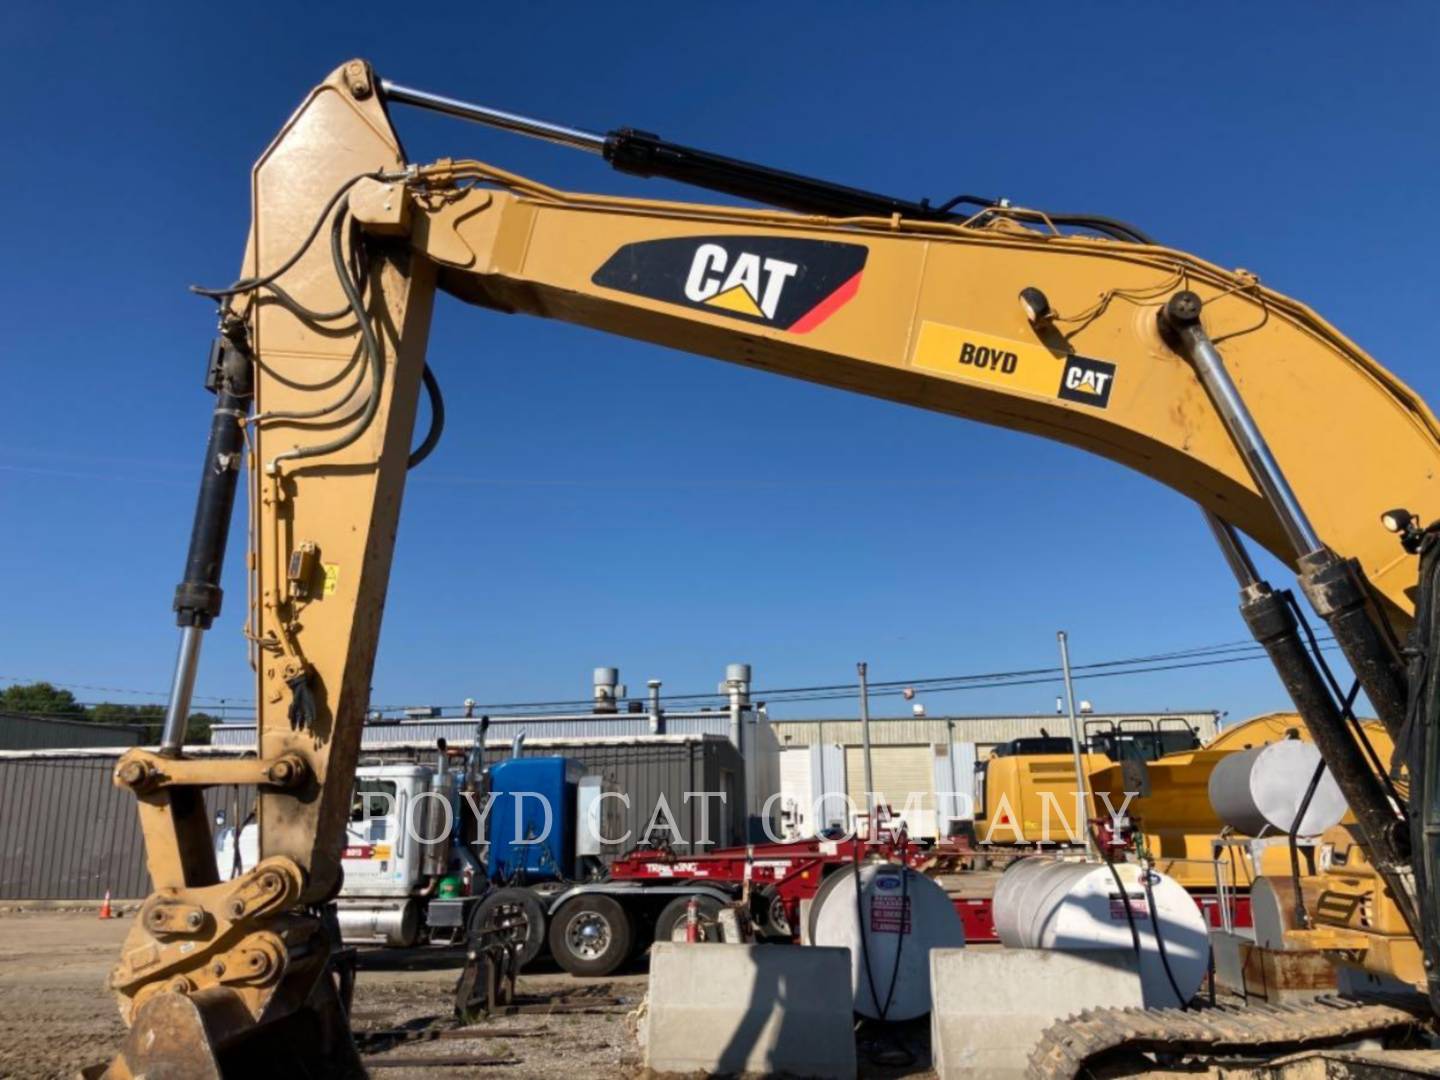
[592,236,867,332]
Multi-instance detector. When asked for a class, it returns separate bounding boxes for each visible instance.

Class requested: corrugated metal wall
[844,745,936,834]
[0,756,253,899]
[0,736,743,899]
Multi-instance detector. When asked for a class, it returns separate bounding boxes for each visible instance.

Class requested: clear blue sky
[2,3,1437,722]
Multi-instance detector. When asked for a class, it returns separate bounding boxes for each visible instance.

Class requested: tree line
[0,682,218,744]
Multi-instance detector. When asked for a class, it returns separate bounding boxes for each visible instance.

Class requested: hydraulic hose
[191,173,379,302]
[1142,864,1189,1010]
[1287,756,1331,930]
[268,203,383,472]
[408,364,445,469]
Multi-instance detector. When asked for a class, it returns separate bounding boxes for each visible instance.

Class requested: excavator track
[1028,995,1432,1079]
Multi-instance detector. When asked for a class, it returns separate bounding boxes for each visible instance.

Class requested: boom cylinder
[1163,293,1408,738]
[1206,516,1418,934]
[160,336,252,753]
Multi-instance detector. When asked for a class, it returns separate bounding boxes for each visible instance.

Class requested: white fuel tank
[809,862,965,1020]
[1208,740,1347,837]
[993,857,1209,1008]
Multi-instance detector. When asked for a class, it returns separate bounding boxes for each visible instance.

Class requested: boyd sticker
[911,322,1117,410]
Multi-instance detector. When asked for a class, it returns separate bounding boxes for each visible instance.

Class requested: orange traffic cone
[98,889,113,919]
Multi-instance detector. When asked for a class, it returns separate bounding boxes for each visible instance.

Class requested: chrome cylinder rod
[1203,511,1262,588]
[1161,292,1322,559]
[380,80,606,153]
[160,625,203,754]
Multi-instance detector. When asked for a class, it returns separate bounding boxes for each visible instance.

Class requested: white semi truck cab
[217,742,610,949]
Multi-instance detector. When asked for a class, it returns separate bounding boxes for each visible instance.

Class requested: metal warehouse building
[771,711,1220,840]
[0,734,746,901]
[210,663,781,837]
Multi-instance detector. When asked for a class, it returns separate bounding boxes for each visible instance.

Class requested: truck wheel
[548,895,632,977]
[654,895,723,944]
[470,887,546,967]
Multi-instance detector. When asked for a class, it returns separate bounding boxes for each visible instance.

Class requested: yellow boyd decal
[911,322,1062,400]
[323,563,340,597]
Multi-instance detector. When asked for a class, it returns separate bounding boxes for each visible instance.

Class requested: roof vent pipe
[593,667,620,714]
[647,679,663,735]
[723,663,752,754]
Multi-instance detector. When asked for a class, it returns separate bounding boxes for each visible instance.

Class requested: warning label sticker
[1108,892,1150,921]
[870,895,913,934]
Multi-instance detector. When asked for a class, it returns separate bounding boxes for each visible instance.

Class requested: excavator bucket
[88,973,361,1080]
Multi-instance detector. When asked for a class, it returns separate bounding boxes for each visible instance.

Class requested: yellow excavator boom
[100,61,1440,1075]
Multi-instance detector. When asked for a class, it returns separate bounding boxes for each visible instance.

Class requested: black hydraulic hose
[256,229,371,326]
[1101,853,1143,956]
[234,217,375,425]
[879,863,908,1020]
[190,173,379,301]
[1142,865,1189,1010]
[1044,213,1155,245]
[268,205,384,471]
[1101,840,1187,1011]
[408,364,445,469]
[1286,594,1404,807]
[929,193,993,213]
[1287,756,1329,930]
[852,842,884,1021]
[848,846,915,1068]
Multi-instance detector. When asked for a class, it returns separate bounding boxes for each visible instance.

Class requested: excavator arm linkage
[101,60,1440,1076]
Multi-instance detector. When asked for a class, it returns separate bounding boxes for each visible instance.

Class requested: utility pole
[1057,632,1097,857]
[857,661,875,838]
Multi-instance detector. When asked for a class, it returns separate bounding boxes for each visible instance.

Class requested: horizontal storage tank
[1208,739,1346,837]
[993,857,1209,1007]
[810,862,965,1020]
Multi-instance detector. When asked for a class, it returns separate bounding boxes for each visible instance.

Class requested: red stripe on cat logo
[788,270,862,334]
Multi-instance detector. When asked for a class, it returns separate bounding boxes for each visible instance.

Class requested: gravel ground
[0,911,935,1079]
[0,911,645,1079]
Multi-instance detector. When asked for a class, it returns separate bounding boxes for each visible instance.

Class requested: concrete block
[643,942,856,1079]
[930,947,1145,1080]
[1211,929,1253,994]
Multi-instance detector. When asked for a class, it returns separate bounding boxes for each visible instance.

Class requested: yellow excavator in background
[972,716,1202,849]
[969,713,1375,936]
[100,60,1440,1077]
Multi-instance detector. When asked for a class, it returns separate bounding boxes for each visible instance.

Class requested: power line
[0,676,236,703]
[2,633,1342,720]
[371,636,1339,715]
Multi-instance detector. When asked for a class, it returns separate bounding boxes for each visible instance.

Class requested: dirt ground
[0,911,935,1079]
[0,910,647,1080]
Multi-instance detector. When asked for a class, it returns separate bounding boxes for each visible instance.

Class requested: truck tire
[548,895,632,977]
[470,887,546,967]
[654,895,723,944]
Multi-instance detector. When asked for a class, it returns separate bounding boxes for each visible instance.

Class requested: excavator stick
[100,61,435,1077]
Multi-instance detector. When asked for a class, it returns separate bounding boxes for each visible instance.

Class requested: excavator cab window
[992,736,1074,757]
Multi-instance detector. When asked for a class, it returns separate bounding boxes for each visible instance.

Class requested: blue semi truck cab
[217,740,736,975]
